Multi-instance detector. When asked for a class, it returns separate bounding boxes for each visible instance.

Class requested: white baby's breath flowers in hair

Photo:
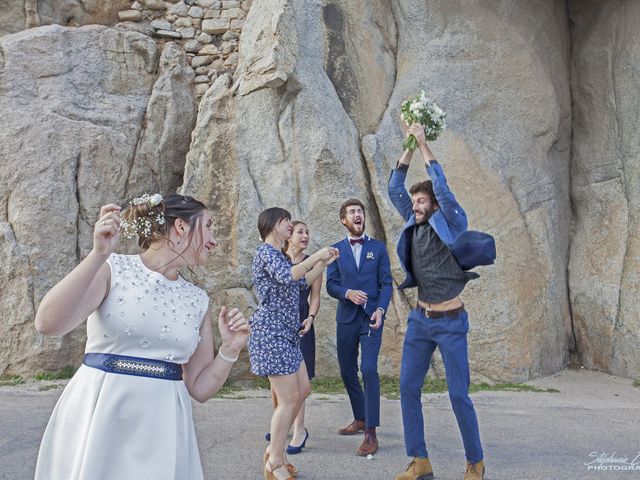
[120,193,165,240]
[400,90,447,150]
[131,193,163,207]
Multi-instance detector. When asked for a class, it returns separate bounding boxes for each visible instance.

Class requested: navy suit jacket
[326,235,393,324]
[388,161,496,289]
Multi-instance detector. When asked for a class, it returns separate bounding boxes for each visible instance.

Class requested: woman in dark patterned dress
[248,208,338,480]
[284,221,321,454]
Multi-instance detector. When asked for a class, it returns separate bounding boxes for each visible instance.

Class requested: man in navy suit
[326,198,393,456]
[389,124,489,480]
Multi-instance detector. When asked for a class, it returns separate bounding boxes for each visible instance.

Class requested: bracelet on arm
[309,313,316,320]
[217,347,239,363]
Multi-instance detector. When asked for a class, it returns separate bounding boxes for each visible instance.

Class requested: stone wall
[0,0,249,97]
[116,0,250,96]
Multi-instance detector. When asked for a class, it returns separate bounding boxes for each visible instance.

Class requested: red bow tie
[349,238,364,245]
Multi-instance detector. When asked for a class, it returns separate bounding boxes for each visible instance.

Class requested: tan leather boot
[463,460,485,480]
[394,457,434,480]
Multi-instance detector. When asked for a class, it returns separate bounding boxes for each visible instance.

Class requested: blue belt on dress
[83,353,183,381]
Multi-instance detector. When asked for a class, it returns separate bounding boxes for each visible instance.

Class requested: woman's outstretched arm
[35,204,121,336]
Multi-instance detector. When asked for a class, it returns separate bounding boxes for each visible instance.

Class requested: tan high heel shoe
[282,452,298,477]
[264,458,295,480]
[263,450,298,477]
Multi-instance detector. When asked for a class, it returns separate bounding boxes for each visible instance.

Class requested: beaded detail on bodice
[85,254,209,364]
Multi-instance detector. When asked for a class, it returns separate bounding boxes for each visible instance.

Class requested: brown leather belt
[415,304,465,318]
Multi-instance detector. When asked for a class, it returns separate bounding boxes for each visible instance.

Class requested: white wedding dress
[35,254,209,480]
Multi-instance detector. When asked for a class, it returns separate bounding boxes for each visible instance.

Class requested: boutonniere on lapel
[366,252,375,260]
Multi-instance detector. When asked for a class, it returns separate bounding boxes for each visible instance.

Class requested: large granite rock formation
[569,0,640,379]
[1,0,638,382]
[367,0,574,381]
[180,0,573,381]
[0,0,130,37]
[0,0,28,37]
[0,25,196,374]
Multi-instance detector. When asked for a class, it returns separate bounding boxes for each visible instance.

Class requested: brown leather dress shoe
[356,433,378,456]
[338,419,366,435]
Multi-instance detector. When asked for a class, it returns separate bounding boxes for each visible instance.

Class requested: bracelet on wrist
[309,313,316,320]
[218,347,239,363]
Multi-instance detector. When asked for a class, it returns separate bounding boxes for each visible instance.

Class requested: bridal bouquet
[400,91,447,150]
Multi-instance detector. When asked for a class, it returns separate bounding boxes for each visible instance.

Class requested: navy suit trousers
[336,309,382,427]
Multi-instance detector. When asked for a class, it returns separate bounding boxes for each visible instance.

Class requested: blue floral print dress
[248,243,307,377]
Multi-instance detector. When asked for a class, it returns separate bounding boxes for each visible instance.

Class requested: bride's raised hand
[93,204,121,257]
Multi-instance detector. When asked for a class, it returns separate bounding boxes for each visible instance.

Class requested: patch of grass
[217,375,559,399]
[633,379,640,389]
[38,384,61,392]
[380,375,400,399]
[34,366,76,381]
[252,377,271,390]
[0,375,24,387]
[310,377,346,394]
[217,379,242,396]
[421,377,449,394]
[377,376,448,400]
[469,382,559,394]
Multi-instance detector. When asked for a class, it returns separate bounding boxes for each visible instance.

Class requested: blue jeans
[400,308,483,463]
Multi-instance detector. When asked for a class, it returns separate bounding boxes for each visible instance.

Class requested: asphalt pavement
[1,369,639,480]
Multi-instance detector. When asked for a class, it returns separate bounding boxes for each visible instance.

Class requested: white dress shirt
[344,235,384,315]
[345,235,365,303]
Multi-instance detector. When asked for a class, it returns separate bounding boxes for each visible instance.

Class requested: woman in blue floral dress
[249,207,338,480]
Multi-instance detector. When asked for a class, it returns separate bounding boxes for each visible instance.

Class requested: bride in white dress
[34,193,250,480]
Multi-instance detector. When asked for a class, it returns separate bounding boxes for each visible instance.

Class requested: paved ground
[1,368,639,480]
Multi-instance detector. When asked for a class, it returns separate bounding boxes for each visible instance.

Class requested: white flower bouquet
[400,91,447,150]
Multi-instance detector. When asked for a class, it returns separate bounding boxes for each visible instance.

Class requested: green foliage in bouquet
[401,91,447,150]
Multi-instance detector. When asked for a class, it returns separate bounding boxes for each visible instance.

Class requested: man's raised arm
[388,132,416,222]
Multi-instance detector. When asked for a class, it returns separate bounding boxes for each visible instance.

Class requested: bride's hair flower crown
[120,193,166,240]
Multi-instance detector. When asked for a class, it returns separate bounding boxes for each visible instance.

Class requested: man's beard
[345,220,366,237]
[415,207,436,225]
